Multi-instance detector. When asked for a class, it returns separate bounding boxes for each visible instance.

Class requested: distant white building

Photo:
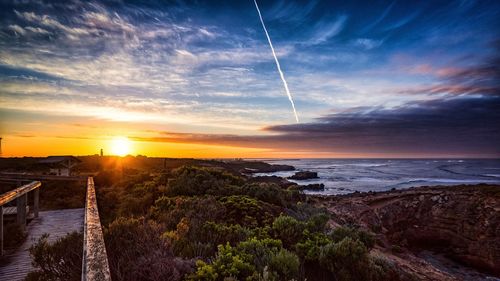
[38,156,81,176]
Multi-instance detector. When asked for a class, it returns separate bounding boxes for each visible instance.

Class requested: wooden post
[34,188,40,218]
[16,193,27,231]
[0,206,3,256]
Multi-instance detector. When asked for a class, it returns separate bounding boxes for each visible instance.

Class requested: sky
[0,0,499,158]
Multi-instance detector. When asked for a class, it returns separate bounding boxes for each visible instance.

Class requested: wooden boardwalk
[0,208,84,281]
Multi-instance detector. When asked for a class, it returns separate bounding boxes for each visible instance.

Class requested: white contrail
[253,0,299,123]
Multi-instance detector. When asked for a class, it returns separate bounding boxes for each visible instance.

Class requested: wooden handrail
[0,181,41,206]
[82,177,111,281]
[0,181,41,255]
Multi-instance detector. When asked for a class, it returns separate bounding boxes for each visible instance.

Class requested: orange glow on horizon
[1,135,486,159]
[0,135,274,158]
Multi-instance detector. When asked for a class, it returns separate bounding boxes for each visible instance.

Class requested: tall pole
[0,137,2,157]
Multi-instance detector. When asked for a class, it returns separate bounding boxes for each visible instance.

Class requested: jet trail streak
[253,0,299,123]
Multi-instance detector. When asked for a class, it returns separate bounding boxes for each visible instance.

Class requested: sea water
[254,159,500,195]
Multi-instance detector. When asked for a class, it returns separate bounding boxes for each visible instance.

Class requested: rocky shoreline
[241,161,500,280]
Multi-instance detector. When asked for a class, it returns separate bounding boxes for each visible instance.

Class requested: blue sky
[0,0,499,157]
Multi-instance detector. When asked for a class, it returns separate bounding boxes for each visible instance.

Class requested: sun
[110,137,132,156]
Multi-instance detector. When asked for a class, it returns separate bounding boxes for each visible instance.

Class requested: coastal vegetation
[25,232,83,281]
[25,163,410,281]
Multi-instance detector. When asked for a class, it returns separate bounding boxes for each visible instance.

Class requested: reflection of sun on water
[110,137,132,156]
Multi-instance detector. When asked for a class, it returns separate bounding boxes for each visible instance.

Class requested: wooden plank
[2,206,29,216]
[0,181,41,206]
[0,208,84,281]
[82,177,111,281]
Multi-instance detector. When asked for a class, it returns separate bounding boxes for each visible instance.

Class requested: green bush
[25,232,82,281]
[319,237,372,281]
[305,213,330,233]
[236,238,282,271]
[272,215,306,248]
[242,183,292,207]
[116,180,165,218]
[189,243,255,281]
[166,166,244,197]
[104,217,193,281]
[330,226,375,250]
[218,195,280,227]
[295,231,332,261]
[151,196,225,230]
[199,222,252,247]
[268,249,300,281]
[189,238,300,281]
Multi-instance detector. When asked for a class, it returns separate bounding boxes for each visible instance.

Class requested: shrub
[164,218,215,258]
[39,180,86,210]
[305,213,330,233]
[105,217,193,281]
[236,238,282,271]
[25,232,82,281]
[189,238,300,281]
[199,222,252,247]
[272,215,306,248]
[218,196,280,227]
[189,243,255,281]
[151,196,225,230]
[116,180,165,218]
[295,232,332,261]
[166,166,244,197]
[319,237,371,281]
[268,249,300,281]
[330,226,375,250]
[242,183,291,207]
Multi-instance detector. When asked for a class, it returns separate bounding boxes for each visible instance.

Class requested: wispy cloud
[306,14,348,45]
[353,38,383,50]
[7,24,26,35]
[264,0,319,23]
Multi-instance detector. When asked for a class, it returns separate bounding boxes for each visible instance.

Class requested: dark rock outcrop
[238,163,295,174]
[291,183,325,191]
[288,171,318,180]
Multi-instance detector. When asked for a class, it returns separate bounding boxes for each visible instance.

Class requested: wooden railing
[0,181,41,255]
[0,177,112,280]
[82,177,111,281]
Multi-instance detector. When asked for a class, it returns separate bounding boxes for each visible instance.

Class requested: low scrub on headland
[25,232,83,281]
[27,165,412,281]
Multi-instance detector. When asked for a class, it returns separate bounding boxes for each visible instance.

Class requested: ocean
[255,159,500,195]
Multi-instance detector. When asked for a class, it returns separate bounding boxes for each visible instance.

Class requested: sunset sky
[0,0,499,158]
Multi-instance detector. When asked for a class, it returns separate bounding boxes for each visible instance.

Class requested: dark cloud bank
[135,43,500,157]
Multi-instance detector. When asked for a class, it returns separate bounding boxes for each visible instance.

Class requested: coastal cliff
[311,184,500,280]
